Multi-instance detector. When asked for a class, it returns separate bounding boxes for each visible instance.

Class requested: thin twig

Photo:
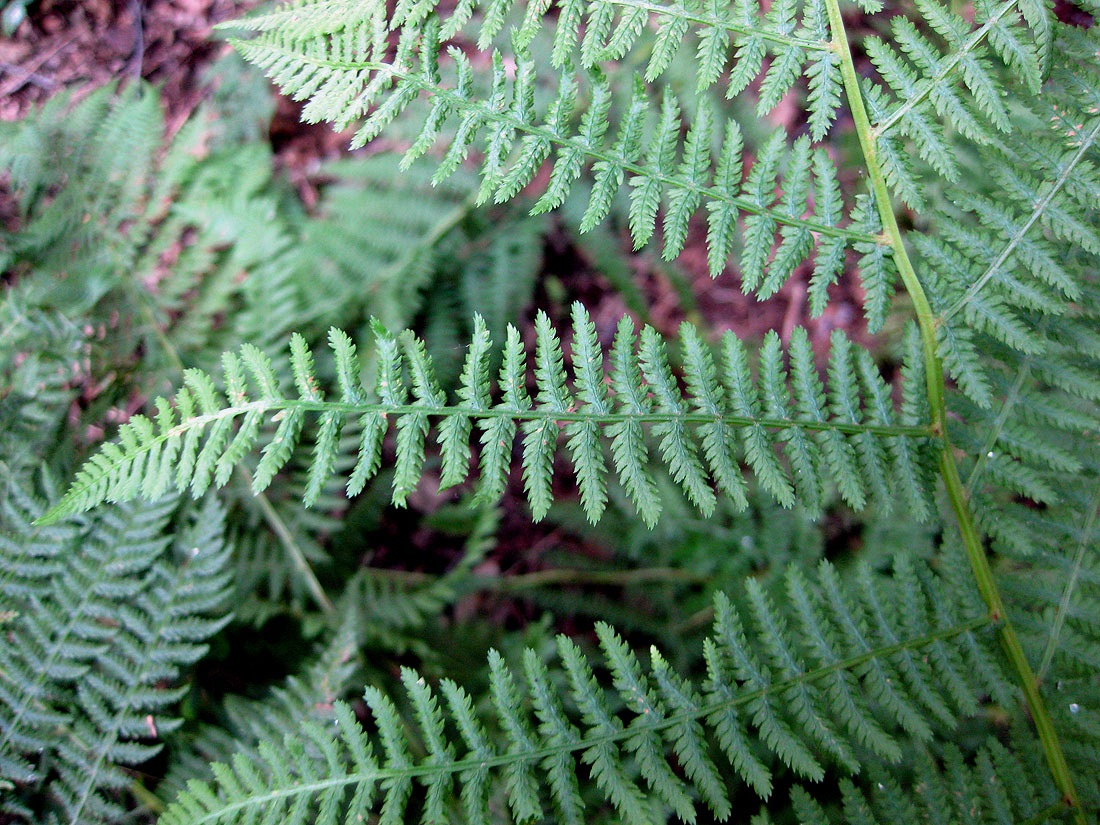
[0,61,55,91]
[0,35,75,98]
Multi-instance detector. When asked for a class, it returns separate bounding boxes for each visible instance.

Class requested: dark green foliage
[0,479,232,823]
[3,0,1100,822]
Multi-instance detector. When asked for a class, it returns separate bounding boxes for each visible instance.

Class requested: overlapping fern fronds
[8,0,1099,821]
[39,303,936,528]
[221,0,1051,327]
[160,556,1009,825]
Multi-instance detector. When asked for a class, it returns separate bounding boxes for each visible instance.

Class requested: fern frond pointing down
[160,557,1010,825]
[40,305,935,528]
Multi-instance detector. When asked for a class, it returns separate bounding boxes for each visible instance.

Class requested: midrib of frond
[870,0,1021,137]
[42,396,933,525]
[597,0,830,50]
[180,613,994,825]
[168,397,930,433]
[232,41,879,245]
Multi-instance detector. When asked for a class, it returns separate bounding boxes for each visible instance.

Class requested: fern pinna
[41,305,935,528]
[30,0,1100,822]
[157,556,1023,825]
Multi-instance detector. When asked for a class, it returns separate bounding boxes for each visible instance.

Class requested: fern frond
[789,738,1064,824]
[223,0,882,289]
[161,616,362,799]
[230,0,838,104]
[295,154,479,335]
[0,482,232,822]
[160,558,1005,825]
[865,0,1052,209]
[0,493,176,790]
[42,306,936,528]
[48,497,233,824]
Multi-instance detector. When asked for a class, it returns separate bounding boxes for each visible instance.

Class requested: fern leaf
[41,314,936,528]
[1,486,231,821]
[160,560,1004,825]
[224,0,878,277]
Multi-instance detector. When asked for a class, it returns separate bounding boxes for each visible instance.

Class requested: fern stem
[129,780,166,816]
[965,351,1033,493]
[824,0,1085,820]
[1020,799,1077,825]
[238,466,335,616]
[157,398,936,435]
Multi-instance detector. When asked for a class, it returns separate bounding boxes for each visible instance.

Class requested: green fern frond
[789,738,1064,824]
[865,0,1045,209]
[222,0,882,292]
[0,493,176,791]
[160,558,1004,825]
[47,497,233,825]
[230,0,839,108]
[41,305,936,528]
[0,481,232,822]
[0,301,84,479]
[295,154,479,335]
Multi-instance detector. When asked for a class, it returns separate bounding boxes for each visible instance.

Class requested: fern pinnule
[41,307,937,528]
[160,558,1006,825]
